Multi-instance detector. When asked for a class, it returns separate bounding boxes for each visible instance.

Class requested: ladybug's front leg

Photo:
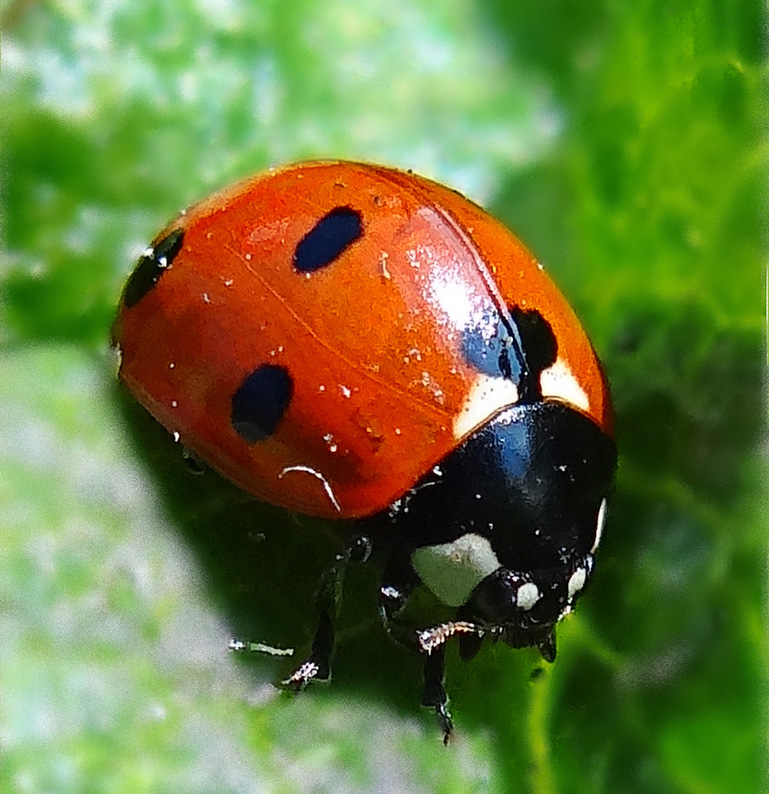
[421,643,452,743]
[416,619,486,743]
[379,573,453,741]
[377,552,420,648]
[282,535,372,689]
[378,561,483,742]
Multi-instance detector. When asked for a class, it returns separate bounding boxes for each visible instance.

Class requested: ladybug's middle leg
[281,534,372,689]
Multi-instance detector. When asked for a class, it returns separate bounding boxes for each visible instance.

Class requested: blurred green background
[1,1,764,792]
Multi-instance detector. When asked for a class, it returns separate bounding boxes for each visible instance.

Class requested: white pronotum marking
[411,532,501,608]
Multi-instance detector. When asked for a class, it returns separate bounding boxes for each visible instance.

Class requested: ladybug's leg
[378,564,453,739]
[380,574,455,741]
[379,558,486,742]
[282,535,371,689]
[416,619,486,742]
[422,644,452,744]
[377,553,420,647]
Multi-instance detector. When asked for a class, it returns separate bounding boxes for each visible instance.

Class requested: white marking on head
[278,465,341,512]
[453,373,519,440]
[411,533,500,608]
[540,358,590,413]
[516,582,540,611]
[567,567,587,600]
[592,498,607,553]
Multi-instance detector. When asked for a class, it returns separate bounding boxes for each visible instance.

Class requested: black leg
[377,552,420,648]
[536,630,557,663]
[378,557,487,742]
[458,631,483,661]
[422,644,453,744]
[378,560,453,740]
[281,534,371,690]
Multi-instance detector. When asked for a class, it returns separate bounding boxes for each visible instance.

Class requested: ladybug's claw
[280,536,372,694]
[437,703,453,746]
[421,642,454,743]
[280,659,326,691]
[281,611,333,691]
[536,630,557,663]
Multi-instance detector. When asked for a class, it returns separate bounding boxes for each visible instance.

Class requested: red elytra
[112,160,612,520]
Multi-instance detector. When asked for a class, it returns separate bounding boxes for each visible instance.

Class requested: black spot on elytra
[511,307,557,383]
[231,364,293,442]
[123,228,184,308]
[293,207,362,273]
[460,307,557,401]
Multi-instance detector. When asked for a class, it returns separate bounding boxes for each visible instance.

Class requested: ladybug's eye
[592,498,607,553]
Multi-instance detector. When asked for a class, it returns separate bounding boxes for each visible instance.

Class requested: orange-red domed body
[113,161,612,520]
[114,160,618,739]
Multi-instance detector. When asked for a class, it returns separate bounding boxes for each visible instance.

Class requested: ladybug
[112,160,616,740]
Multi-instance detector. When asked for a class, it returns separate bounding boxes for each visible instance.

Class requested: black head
[388,400,617,649]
